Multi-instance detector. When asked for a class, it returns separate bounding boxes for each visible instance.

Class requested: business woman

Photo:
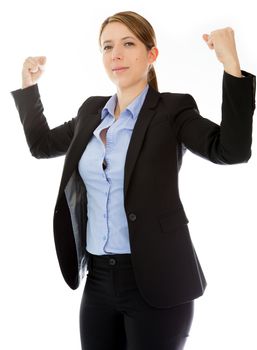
[11,10,255,350]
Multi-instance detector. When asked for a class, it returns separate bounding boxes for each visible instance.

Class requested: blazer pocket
[159,207,189,234]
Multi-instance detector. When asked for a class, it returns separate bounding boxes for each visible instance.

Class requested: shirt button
[103,236,106,241]
[129,213,137,222]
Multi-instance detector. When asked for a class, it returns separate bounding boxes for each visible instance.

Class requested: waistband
[87,251,133,269]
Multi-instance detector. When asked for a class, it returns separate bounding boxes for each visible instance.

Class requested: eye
[124,42,134,47]
[102,42,135,52]
[103,45,112,51]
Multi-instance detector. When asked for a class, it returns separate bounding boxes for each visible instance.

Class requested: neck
[114,80,148,118]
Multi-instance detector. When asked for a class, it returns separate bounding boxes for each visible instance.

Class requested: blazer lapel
[124,86,160,197]
[58,108,103,197]
[58,86,160,200]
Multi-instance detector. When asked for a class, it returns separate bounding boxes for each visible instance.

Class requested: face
[100,21,158,90]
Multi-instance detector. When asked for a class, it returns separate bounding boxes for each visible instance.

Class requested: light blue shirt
[78,84,149,255]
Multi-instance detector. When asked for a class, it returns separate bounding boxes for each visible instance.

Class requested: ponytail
[148,65,158,91]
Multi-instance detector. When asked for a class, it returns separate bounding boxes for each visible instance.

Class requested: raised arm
[173,27,256,164]
[11,56,77,158]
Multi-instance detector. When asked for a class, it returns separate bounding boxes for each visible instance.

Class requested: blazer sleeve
[173,70,256,164]
[11,84,82,159]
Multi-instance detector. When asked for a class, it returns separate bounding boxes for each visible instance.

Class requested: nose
[111,44,123,60]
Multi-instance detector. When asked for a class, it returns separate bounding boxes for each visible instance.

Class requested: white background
[0,0,256,349]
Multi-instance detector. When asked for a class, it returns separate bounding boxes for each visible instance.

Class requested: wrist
[223,59,242,77]
[22,81,36,89]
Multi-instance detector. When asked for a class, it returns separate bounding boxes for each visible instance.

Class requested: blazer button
[129,213,137,222]
[109,258,116,266]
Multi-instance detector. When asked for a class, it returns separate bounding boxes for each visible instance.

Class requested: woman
[11,10,255,350]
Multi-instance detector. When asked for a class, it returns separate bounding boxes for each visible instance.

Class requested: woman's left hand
[203,27,242,77]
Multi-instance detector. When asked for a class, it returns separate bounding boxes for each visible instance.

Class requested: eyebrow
[102,36,136,45]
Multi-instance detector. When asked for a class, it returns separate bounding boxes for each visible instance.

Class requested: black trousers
[80,252,194,350]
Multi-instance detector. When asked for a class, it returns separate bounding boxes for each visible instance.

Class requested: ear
[148,46,159,63]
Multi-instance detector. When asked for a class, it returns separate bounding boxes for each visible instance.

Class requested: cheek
[103,58,110,71]
[134,56,148,71]
[134,57,142,67]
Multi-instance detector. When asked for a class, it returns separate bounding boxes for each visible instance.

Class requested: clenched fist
[202,27,242,77]
[22,56,47,89]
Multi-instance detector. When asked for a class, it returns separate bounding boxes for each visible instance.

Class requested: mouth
[112,67,129,72]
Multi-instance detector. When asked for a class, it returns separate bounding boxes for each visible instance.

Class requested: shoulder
[160,91,196,104]
[159,91,199,113]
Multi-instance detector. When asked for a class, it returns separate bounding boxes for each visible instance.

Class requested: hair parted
[99,11,158,91]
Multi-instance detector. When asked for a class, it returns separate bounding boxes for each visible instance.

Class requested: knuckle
[226,27,234,34]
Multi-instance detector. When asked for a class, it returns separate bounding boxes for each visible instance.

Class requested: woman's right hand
[22,56,47,89]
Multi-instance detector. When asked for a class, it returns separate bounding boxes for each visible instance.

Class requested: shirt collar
[101,84,149,120]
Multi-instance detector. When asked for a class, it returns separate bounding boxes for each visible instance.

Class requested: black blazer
[11,70,256,308]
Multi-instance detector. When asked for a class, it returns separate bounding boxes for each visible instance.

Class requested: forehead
[101,22,136,44]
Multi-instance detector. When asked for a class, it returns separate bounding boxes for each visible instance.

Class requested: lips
[112,67,129,71]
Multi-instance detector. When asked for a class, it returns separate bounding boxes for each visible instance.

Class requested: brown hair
[99,11,158,91]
